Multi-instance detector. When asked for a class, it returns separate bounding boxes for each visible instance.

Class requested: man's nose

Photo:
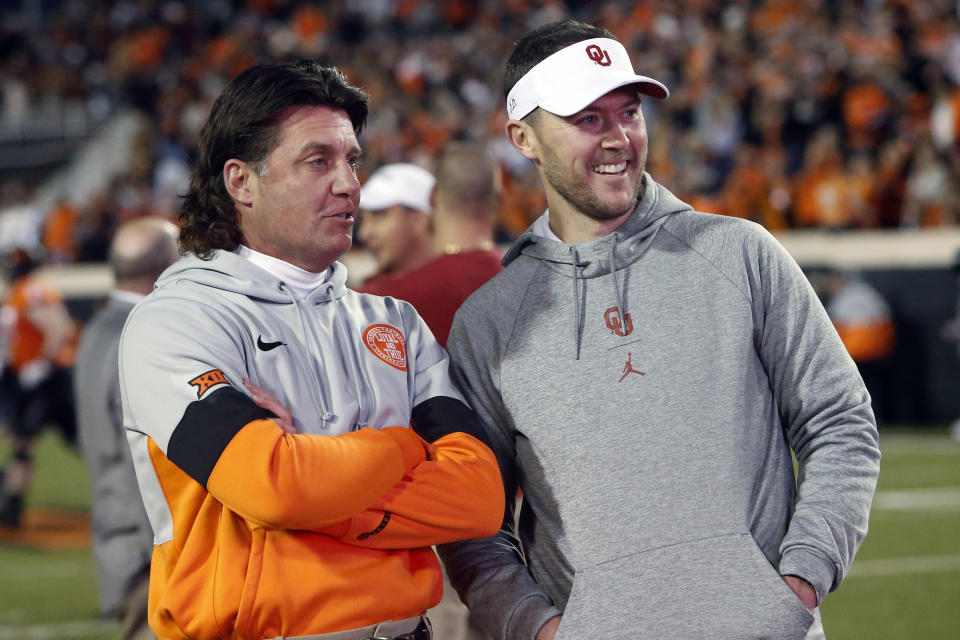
[332,162,361,197]
[602,123,629,148]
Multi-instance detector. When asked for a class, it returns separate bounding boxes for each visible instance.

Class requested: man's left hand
[782,575,816,611]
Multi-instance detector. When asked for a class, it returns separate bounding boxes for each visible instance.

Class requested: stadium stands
[1,1,959,424]
[0,0,957,254]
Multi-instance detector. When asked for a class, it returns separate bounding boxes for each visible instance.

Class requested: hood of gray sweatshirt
[501,176,686,359]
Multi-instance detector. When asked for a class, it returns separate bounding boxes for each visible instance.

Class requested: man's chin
[582,206,634,222]
[595,185,642,215]
[588,196,640,221]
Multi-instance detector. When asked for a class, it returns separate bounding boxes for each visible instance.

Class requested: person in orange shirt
[0,248,78,528]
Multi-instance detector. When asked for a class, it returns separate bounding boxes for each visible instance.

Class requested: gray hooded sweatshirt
[439,176,880,640]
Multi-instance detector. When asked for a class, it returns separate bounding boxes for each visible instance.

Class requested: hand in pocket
[782,575,816,611]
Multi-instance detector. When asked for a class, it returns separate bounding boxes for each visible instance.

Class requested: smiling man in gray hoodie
[439,19,881,640]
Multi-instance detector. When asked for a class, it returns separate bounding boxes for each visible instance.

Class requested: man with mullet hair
[118,61,503,640]
[439,19,880,640]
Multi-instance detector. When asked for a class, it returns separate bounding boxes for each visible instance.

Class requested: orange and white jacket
[118,252,503,639]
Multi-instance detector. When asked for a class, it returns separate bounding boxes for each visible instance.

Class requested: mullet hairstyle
[178,61,369,258]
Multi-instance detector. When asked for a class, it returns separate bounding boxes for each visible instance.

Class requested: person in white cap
[439,19,879,640]
[357,163,437,286]
[359,142,505,348]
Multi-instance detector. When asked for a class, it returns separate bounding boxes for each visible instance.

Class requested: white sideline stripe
[877,440,960,455]
[0,562,87,579]
[0,619,116,639]
[872,487,960,510]
[849,554,960,578]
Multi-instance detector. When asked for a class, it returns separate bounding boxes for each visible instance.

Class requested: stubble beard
[542,148,647,222]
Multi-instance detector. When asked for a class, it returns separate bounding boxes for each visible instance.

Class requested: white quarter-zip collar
[237,245,328,300]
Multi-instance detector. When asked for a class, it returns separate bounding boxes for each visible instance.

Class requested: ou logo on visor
[586,44,611,67]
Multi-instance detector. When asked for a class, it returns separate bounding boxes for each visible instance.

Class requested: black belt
[384,618,431,640]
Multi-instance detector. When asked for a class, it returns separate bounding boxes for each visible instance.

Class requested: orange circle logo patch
[363,324,407,371]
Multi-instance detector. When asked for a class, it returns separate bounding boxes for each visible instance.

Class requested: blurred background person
[823,268,897,425]
[0,247,78,528]
[382,140,505,347]
[74,217,179,640]
[356,162,436,290]
[941,249,960,442]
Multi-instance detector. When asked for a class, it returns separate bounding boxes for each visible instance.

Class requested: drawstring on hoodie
[610,232,626,321]
[570,234,628,361]
[509,178,677,363]
[333,302,370,429]
[570,246,583,360]
[282,282,337,429]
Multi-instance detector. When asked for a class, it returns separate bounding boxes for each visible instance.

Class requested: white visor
[506,37,669,120]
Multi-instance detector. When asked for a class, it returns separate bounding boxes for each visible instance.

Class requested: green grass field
[1,427,958,639]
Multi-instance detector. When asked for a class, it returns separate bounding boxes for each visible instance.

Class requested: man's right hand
[243,378,296,434]
[536,615,562,640]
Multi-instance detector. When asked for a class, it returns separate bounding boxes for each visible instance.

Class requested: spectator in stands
[903,139,954,227]
[0,181,43,255]
[74,217,179,640]
[356,163,437,290]
[1,0,959,244]
[42,198,80,263]
[792,125,851,229]
[868,139,911,228]
[0,247,78,528]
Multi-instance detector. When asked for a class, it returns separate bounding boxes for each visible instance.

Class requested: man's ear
[223,159,256,206]
[505,118,540,162]
[424,211,434,235]
[412,209,432,236]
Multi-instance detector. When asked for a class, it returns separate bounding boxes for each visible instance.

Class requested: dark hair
[5,247,37,281]
[504,19,615,101]
[178,61,369,258]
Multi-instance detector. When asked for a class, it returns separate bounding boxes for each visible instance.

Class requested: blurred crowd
[1,0,960,266]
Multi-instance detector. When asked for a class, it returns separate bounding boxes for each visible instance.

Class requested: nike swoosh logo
[257,336,286,351]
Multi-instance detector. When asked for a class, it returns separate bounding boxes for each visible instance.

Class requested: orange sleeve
[322,431,504,548]
[206,421,427,529]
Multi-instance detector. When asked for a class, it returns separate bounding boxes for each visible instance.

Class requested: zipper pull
[320,411,336,430]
